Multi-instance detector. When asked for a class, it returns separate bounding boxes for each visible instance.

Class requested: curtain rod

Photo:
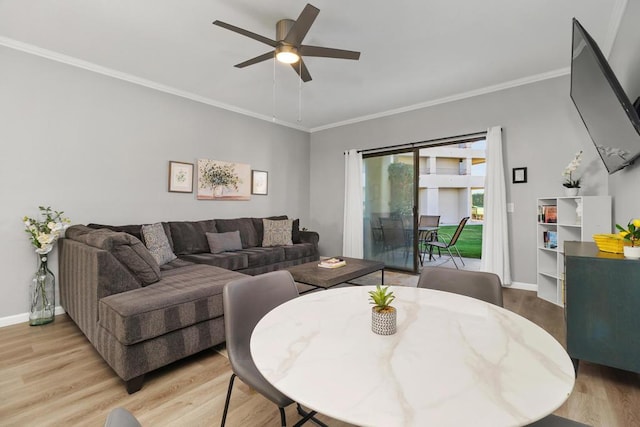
[354,130,488,155]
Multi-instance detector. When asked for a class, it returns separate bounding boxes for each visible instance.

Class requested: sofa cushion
[159,258,195,271]
[66,225,160,286]
[87,223,144,241]
[141,223,176,266]
[236,247,285,268]
[283,242,317,261]
[168,220,216,255]
[88,222,174,251]
[262,219,294,247]
[215,218,259,248]
[206,231,242,254]
[98,264,247,345]
[179,252,248,271]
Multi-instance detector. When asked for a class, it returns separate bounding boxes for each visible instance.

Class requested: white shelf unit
[536,196,611,306]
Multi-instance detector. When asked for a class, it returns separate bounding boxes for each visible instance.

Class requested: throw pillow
[215,218,259,248]
[206,231,243,254]
[141,223,177,266]
[262,219,293,247]
[169,220,216,255]
[292,218,301,243]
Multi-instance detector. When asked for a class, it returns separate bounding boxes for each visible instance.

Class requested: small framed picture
[512,167,527,184]
[168,161,194,193]
[251,170,268,195]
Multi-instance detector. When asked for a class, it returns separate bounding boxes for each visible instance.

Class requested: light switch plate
[507,202,514,213]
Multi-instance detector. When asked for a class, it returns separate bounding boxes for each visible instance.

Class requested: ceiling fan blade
[291,59,312,82]
[234,51,275,68]
[284,4,320,45]
[213,20,278,47]
[299,45,361,60]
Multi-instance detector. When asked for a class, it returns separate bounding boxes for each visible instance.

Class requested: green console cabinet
[565,241,640,374]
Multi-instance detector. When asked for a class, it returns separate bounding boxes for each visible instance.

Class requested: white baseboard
[505,281,537,292]
[0,306,65,328]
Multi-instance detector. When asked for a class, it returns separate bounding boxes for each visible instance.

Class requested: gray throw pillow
[262,219,293,247]
[141,223,177,266]
[215,218,259,248]
[206,231,243,254]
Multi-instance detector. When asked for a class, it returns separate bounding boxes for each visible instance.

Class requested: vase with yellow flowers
[23,206,71,325]
[615,218,640,259]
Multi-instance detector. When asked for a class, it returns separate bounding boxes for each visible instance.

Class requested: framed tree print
[251,170,268,195]
[168,161,194,193]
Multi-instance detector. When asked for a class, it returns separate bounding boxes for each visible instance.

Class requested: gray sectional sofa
[59,216,319,393]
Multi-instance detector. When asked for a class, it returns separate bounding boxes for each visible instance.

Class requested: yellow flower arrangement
[615,218,640,247]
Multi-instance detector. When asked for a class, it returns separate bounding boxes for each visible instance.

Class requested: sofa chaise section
[59,228,247,393]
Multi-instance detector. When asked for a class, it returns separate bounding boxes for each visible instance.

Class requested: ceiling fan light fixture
[275,45,300,64]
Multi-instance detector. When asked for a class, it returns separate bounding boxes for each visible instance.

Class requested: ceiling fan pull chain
[298,61,302,122]
[272,53,277,122]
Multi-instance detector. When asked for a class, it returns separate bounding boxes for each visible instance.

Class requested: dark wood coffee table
[286,257,385,291]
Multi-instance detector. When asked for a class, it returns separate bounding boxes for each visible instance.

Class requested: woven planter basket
[371,306,397,335]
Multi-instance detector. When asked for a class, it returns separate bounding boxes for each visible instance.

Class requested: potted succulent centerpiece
[616,218,640,259]
[368,285,396,335]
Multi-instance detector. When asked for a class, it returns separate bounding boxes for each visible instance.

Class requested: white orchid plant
[23,206,71,255]
[562,150,583,188]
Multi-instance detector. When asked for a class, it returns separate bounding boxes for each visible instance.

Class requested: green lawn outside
[435,224,483,259]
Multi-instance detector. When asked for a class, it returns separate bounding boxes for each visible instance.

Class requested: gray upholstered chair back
[223,270,299,407]
[417,266,504,307]
[104,408,141,427]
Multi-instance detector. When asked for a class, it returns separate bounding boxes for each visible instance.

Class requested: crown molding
[0,36,309,132]
[310,68,571,133]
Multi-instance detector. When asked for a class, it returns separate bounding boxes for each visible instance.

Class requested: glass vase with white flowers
[562,151,583,188]
[23,206,71,325]
[562,151,583,196]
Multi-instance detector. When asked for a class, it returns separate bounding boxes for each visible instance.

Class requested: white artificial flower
[37,233,53,246]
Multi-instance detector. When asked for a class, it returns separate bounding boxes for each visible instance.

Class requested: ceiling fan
[212,3,360,82]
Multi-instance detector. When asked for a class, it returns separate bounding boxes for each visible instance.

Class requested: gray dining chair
[221,270,326,427]
[417,266,504,307]
[527,414,591,426]
[103,408,141,427]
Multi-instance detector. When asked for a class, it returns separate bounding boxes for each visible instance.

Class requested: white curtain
[343,149,364,258]
[481,126,512,285]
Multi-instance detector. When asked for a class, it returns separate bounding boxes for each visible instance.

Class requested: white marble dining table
[250,286,575,427]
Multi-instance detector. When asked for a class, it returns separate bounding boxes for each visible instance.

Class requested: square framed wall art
[251,170,268,195]
[512,167,527,184]
[168,161,194,193]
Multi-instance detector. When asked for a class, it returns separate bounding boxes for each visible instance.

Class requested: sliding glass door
[363,151,417,271]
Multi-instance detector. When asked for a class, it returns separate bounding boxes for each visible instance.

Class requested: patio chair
[379,217,409,263]
[418,215,440,264]
[425,217,469,269]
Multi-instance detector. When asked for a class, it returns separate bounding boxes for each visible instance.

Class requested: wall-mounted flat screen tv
[570,18,640,174]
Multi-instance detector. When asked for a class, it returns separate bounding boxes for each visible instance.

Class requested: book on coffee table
[318,258,347,269]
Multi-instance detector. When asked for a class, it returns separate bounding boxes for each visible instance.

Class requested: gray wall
[310,75,609,286]
[0,46,310,320]
[607,0,640,223]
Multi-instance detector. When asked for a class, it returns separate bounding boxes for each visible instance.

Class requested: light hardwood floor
[1,278,639,426]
